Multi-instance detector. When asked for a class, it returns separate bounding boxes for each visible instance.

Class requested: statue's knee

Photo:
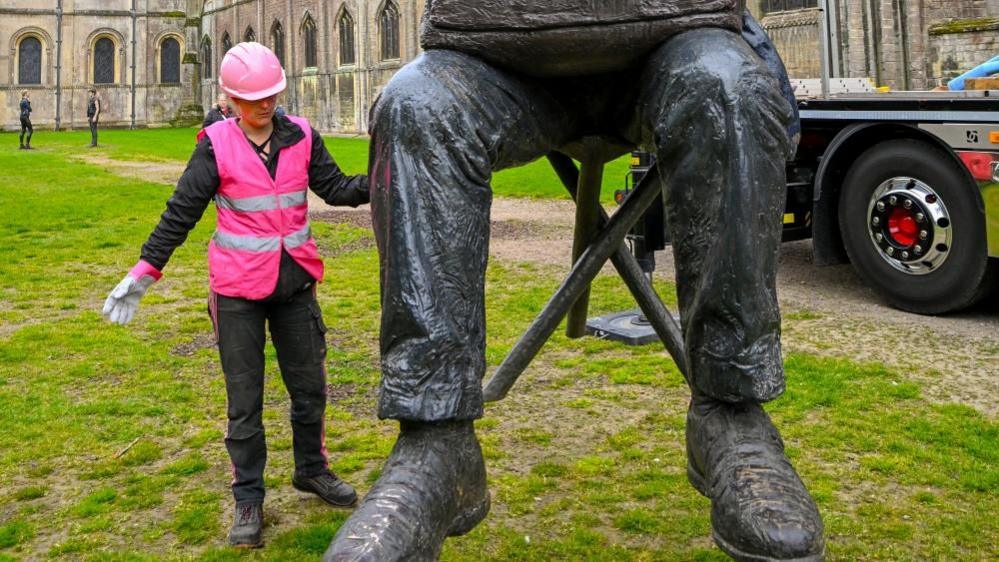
[370,53,471,139]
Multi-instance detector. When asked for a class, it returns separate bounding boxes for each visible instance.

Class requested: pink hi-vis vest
[204,116,322,300]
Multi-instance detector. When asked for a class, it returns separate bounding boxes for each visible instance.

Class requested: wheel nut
[916,212,925,222]
[873,217,881,226]
[889,195,897,205]
[901,251,910,259]
[903,199,913,209]
[876,201,886,212]
[875,233,884,242]
[919,230,928,240]
[886,247,895,256]
[915,245,923,255]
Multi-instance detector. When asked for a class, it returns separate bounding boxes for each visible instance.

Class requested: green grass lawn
[30,126,632,202]
[0,129,996,561]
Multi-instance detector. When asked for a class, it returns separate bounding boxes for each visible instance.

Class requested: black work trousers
[19,117,32,146]
[209,278,331,504]
[369,29,794,422]
[88,117,98,146]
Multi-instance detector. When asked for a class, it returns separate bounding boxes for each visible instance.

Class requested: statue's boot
[323,420,490,561]
[686,395,825,562]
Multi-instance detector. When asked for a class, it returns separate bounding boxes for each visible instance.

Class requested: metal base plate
[586,309,662,346]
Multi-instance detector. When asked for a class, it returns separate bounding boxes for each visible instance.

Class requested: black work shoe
[18,145,25,150]
[686,396,825,562]
[228,501,264,549]
[323,420,490,561]
[293,470,358,507]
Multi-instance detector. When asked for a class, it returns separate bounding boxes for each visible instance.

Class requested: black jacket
[140,115,369,271]
[20,99,31,119]
[202,105,232,128]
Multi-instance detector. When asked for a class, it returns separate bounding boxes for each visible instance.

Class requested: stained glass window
[380,2,400,60]
[222,32,232,56]
[338,11,356,65]
[18,36,41,85]
[303,15,318,68]
[161,37,180,83]
[202,38,212,79]
[244,27,256,42]
[94,37,115,84]
[271,22,285,67]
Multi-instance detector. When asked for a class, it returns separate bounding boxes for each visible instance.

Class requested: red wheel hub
[887,207,918,247]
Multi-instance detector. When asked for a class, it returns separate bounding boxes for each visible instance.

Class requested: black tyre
[838,139,995,314]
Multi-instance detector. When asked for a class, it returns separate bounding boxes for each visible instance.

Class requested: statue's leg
[325,49,570,562]
[635,29,824,561]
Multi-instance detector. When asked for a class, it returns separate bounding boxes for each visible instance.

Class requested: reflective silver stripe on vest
[212,230,281,253]
[284,223,313,249]
[215,190,308,213]
[280,191,308,208]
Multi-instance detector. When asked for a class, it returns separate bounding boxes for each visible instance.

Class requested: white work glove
[102,261,162,325]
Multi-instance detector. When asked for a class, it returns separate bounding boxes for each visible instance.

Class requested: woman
[19,90,33,150]
[102,42,368,549]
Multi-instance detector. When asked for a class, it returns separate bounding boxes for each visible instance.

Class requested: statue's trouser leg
[635,30,824,561]
[326,50,571,562]
[370,50,572,423]
[637,28,791,405]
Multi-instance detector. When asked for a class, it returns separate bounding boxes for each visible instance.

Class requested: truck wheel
[838,139,995,314]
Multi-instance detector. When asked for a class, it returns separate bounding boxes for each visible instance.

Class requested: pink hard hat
[219,42,286,101]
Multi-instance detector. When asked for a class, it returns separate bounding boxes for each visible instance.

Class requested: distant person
[203,93,233,127]
[87,88,101,147]
[19,90,33,150]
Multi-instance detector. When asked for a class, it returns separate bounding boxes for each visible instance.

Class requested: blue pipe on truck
[948,55,999,91]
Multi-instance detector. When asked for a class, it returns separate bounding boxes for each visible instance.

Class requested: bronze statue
[325,2,823,560]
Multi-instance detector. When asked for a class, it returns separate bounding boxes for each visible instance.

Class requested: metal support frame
[482,153,687,402]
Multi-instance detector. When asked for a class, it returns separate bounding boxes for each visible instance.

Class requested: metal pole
[130,0,137,129]
[819,0,831,98]
[566,155,604,338]
[482,162,666,402]
[54,0,62,130]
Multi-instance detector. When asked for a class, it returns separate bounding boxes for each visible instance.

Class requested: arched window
[160,37,181,83]
[760,0,818,14]
[302,15,318,68]
[270,21,285,67]
[201,37,212,79]
[338,10,356,65]
[18,36,42,85]
[380,2,400,60]
[93,37,115,84]
[244,26,256,43]
[222,32,232,56]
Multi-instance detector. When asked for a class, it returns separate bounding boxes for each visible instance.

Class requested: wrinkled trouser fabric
[88,118,98,146]
[370,29,793,422]
[209,280,331,503]
[19,117,32,145]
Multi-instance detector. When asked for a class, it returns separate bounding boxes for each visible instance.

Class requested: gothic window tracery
[338,10,356,65]
[380,2,400,60]
[302,14,318,68]
[271,21,286,67]
[222,32,233,56]
[245,26,256,42]
[202,37,212,79]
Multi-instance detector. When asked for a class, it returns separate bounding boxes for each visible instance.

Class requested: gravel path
[320,197,999,416]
